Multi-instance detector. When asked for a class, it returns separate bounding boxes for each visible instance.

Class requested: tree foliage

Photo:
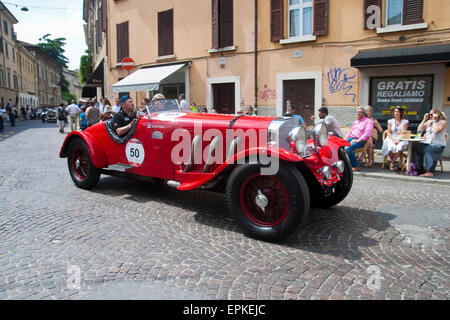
[38,34,69,68]
[61,91,77,104]
[79,50,93,84]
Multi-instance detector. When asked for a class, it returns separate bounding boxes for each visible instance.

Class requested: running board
[103,163,133,172]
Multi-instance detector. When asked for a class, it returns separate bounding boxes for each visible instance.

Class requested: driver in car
[111,95,137,136]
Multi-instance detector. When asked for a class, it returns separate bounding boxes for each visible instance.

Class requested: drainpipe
[254,0,258,115]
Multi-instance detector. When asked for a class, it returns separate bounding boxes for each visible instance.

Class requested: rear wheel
[226,163,310,241]
[311,148,353,208]
[67,139,100,189]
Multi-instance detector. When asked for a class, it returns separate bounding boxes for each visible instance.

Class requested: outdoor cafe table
[399,137,428,173]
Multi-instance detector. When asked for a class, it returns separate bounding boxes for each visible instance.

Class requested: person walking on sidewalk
[0,105,6,131]
[6,100,15,127]
[65,100,81,131]
[345,107,374,172]
[56,103,68,133]
[86,101,101,127]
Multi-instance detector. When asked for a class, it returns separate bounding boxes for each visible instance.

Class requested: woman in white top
[381,107,409,171]
[412,109,447,177]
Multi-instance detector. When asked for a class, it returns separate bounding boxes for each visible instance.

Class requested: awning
[82,86,97,98]
[85,60,104,87]
[351,44,450,68]
[112,62,187,93]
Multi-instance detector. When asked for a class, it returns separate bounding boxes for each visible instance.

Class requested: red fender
[59,131,107,169]
[177,146,302,190]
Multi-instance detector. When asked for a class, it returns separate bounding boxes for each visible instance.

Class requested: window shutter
[270,0,283,42]
[102,0,107,33]
[212,0,219,49]
[158,10,174,56]
[220,0,233,47]
[117,21,129,62]
[403,0,424,25]
[364,0,382,30]
[313,0,329,36]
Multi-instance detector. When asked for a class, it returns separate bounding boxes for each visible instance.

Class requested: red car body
[60,103,352,241]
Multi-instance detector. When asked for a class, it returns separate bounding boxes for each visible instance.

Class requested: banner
[370,75,434,123]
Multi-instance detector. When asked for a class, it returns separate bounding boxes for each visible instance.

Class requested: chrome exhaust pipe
[202,136,221,173]
[226,137,242,163]
[184,134,201,172]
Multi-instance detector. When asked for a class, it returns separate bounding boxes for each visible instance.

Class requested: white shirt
[180,99,189,111]
[65,104,81,115]
[324,115,343,138]
[112,105,121,113]
[98,103,106,114]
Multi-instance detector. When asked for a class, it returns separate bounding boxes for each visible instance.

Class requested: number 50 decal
[126,139,145,167]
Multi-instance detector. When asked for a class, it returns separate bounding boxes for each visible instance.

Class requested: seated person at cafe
[344,107,374,172]
[311,107,343,138]
[111,95,137,137]
[411,109,447,177]
[381,107,409,171]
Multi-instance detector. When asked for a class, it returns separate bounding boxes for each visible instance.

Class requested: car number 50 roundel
[126,139,145,167]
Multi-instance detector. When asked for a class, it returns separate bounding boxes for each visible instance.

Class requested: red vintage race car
[59,99,352,241]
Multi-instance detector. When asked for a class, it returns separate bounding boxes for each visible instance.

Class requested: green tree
[61,91,77,104]
[38,34,69,68]
[79,50,93,84]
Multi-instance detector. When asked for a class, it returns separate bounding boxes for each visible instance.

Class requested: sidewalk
[354,151,450,186]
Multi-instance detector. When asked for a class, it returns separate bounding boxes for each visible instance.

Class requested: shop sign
[370,75,433,123]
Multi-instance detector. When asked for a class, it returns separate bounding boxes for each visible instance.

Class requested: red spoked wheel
[226,162,310,242]
[67,139,100,189]
[71,146,89,181]
[239,174,290,227]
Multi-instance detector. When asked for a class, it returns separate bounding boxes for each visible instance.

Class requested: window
[386,0,403,26]
[13,74,18,90]
[12,47,15,61]
[211,0,233,49]
[4,41,8,57]
[0,38,3,53]
[0,69,3,86]
[3,21,8,35]
[158,9,174,57]
[271,0,328,42]
[7,71,11,88]
[116,21,129,62]
[288,0,313,37]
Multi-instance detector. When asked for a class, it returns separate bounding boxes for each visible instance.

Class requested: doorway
[283,79,315,126]
[212,83,235,114]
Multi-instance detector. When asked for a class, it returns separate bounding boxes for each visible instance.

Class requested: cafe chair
[381,130,406,171]
[355,141,371,166]
[340,126,349,139]
[437,133,449,172]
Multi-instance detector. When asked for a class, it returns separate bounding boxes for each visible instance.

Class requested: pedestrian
[344,107,374,172]
[65,100,81,131]
[236,108,244,115]
[98,97,106,115]
[245,106,254,116]
[79,106,88,131]
[285,105,306,128]
[411,109,447,177]
[21,106,27,120]
[56,103,68,133]
[311,107,343,138]
[178,94,189,111]
[112,98,121,113]
[190,102,198,112]
[0,105,6,131]
[85,101,101,127]
[111,95,137,137]
[6,100,15,127]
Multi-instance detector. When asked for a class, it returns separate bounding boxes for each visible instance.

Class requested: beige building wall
[17,43,39,110]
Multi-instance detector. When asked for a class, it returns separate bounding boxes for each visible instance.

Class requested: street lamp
[20,7,28,12]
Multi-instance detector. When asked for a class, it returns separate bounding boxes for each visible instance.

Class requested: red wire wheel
[71,146,89,181]
[239,174,290,227]
[67,139,100,189]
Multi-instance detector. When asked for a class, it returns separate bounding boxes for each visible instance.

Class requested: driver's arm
[116,118,137,136]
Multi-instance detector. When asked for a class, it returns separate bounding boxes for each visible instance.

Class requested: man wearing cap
[111,95,137,137]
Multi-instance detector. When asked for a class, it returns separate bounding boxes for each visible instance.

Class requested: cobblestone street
[0,120,449,300]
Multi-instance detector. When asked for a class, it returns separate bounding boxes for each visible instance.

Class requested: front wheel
[67,139,100,189]
[226,163,310,242]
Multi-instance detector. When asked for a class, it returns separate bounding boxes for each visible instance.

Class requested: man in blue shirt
[285,104,306,128]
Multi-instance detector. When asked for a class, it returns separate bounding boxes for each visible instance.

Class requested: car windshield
[145,99,180,115]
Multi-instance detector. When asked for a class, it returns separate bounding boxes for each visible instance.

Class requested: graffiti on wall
[327,67,357,103]
[259,85,276,102]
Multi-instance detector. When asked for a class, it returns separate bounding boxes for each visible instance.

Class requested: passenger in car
[111,95,137,137]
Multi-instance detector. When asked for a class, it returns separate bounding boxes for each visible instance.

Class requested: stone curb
[354,171,450,186]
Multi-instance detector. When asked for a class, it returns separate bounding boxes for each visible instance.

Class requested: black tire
[67,139,100,189]
[226,162,310,242]
[311,148,353,209]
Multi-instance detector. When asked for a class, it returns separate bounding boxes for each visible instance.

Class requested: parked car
[59,100,352,241]
[41,108,57,123]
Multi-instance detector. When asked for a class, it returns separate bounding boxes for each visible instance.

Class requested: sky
[3,0,86,71]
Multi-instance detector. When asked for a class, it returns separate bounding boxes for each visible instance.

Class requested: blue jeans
[9,113,15,126]
[345,138,367,168]
[412,142,445,173]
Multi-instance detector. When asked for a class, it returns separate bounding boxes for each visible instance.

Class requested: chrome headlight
[289,126,308,154]
[333,160,345,173]
[313,123,328,147]
[318,166,332,180]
